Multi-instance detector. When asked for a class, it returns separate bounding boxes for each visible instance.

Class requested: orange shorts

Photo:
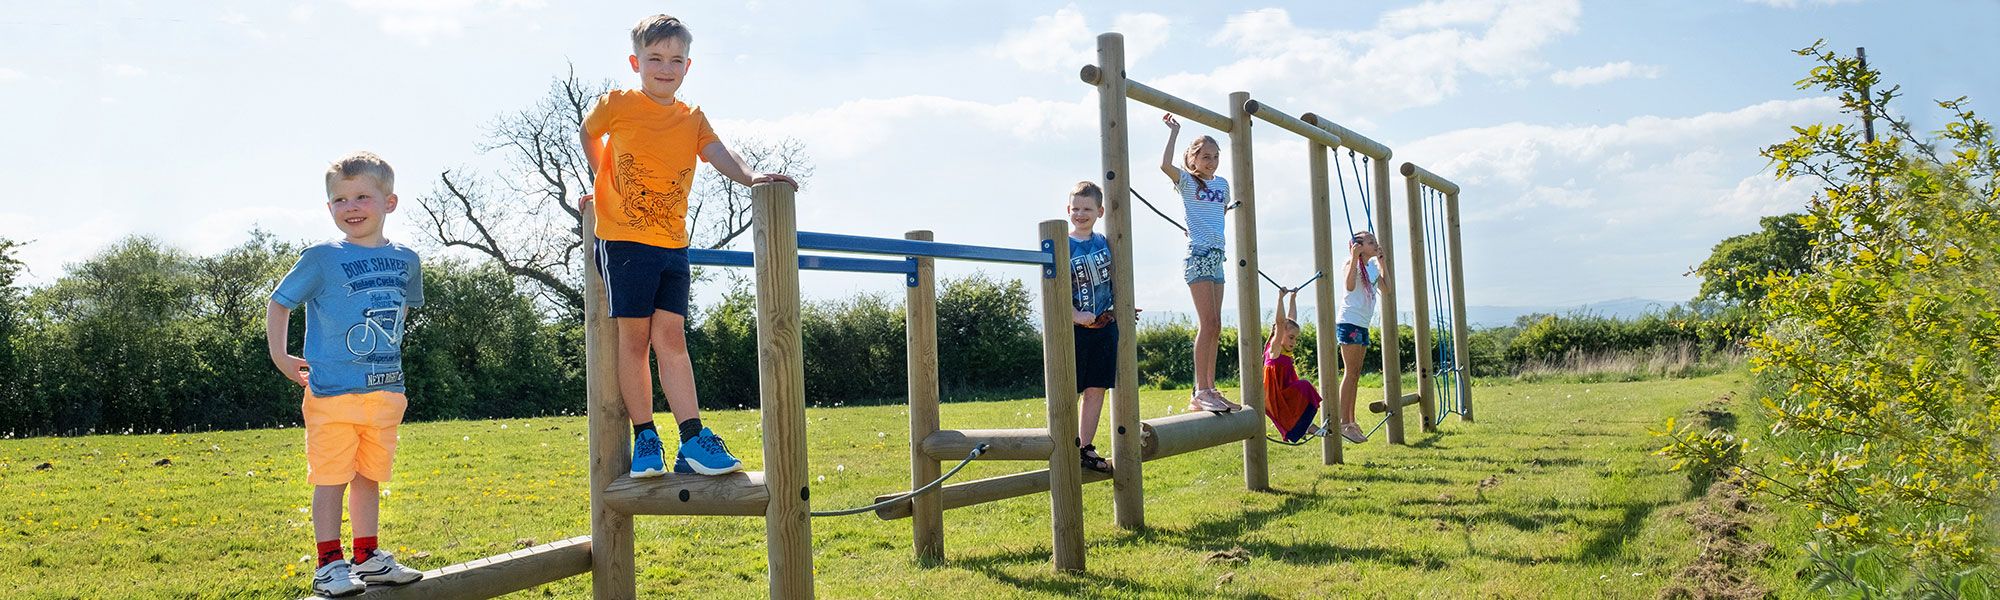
[302,390,407,486]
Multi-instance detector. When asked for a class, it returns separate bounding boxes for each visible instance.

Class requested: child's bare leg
[614,316,657,424]
[1190,281,1223,391]
[347,476,379,539]
[313,484,346,544]
[1340,343,1367,424]
[1078,388,1106,447]
[650,309,700,426]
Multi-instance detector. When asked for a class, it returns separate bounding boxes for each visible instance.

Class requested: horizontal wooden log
[1302,113,1393,161]
[1244,99,1343,148]
[1400,162,1461,195]
[921,428,1053,461]
[302,536,591,600]
[601,471,768,516]
[1139,409,1262,461]
[1368,393,1424,414]
[1079,64,1233,133]
[873,467,1111,520]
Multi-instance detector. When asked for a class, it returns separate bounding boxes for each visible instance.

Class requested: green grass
[1,374,1761,598]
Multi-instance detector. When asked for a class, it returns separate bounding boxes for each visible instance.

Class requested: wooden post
[582,201,635,600]
[1039,219,1085,573]
[1307,139,1342,465]
[1401,167,1437,434]
[1227,91,1269,492]
[1373,158,1408,445]
[1094,32,1145,530]
[1445,192,1473,422]
[905,230,943,565]
[753,183,812,599]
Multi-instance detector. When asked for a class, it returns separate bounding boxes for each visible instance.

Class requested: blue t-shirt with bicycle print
[272,241,425,397]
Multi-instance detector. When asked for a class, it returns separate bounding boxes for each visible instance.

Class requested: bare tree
[417,64,813,317]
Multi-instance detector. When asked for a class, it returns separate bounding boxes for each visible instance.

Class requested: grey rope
[810,443,989,517]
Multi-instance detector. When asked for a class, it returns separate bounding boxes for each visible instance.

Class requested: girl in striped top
[1160,113,1240,414]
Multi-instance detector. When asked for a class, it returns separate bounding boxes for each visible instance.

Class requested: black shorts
[1074,323,1119,392]
[595,240,691,318]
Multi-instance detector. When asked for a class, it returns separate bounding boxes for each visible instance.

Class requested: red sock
[316,539,344,567]
[353,536,378,563]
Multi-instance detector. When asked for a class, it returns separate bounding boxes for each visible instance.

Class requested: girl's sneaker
[312,560,365,597]
[1188,390,1231,413]
[1200,388,1242,412]
[1341,422,1368,444]
[630,428,667,478]
[353,550,424,586]
[676,428,743,475]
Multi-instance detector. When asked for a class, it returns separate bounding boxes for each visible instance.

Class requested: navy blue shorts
[1074,323,1119,392]
[596,240,691,318]
[1335,323,1370,346]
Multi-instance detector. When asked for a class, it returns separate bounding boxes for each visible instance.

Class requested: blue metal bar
[687,248,917,275]
[797,231,1052,265]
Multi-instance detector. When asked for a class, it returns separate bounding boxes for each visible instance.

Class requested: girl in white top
[1160,113,1240,414]
[1333,231,1386,442]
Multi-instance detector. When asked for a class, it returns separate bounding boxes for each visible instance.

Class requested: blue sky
[2,0,1995,315]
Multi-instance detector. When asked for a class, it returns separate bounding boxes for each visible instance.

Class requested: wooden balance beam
[1138,409,1263,461]
[1368,393,1424,414]
[920,428,1053,461]
[302,535,591,600]
[872,468,1112,520]
[600,471,769,516]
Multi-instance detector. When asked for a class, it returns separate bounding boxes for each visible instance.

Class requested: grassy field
[1,374,1762,599]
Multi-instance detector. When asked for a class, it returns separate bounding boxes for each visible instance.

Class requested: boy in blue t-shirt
[1066,181,1117,474]
[266,151,426,597]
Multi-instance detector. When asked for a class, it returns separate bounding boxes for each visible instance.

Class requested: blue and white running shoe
[630,428,667,478]
[675,428,743,475]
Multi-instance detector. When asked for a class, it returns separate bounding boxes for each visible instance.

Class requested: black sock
[633,421,655,439]
[677,417,703,443]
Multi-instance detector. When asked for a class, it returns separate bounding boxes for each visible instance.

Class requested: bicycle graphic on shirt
[345,305,406,357]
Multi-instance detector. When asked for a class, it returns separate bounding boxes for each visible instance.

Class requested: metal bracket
[905,258,920,287]
[1041,240,1057,279]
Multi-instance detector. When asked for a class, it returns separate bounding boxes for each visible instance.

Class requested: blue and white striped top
[1178,170,1229,252]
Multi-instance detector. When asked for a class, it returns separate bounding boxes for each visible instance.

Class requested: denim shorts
[1183,247,1226,285]
[1335,323,1370,346]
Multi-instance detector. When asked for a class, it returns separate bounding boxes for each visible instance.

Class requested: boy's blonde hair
[1183,135,1220,191]
[1070,181,1104,208]
[632,14,693,52]
[324,151,395,196]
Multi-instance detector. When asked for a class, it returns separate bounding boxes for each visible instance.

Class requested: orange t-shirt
[582,89,720,249]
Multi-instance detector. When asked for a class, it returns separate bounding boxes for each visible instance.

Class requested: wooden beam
[1038,219,1085,573]
[921,428,1053,462]
[1302,113,1393,161]
[1403,168,1439,434]
[1444,190,1474,423]
[600,472,769,516]
[1079,64,1233,133]
[1399,162,1462,196]
[1228,90,1270,492]
[1368,393,1423,414]
[1372,158,1408,445]
[753,183,813,598]
[905,230,943,565]
[1307,137,1343,466]
[580,201,634,600]
[872,468,1112,521]
[1244,99,1342,149]
[1139,409,1263,461]
[302,536,591,600]
[1094,32,1146,532]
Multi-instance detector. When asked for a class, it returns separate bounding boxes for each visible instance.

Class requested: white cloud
[991,5,1171,72]
[1148,1,1581,121]
[0,68,21,82]
[343,0,545,42]
[713,94,1094,160]
[102,64,145,78]
[1549,61,1662,87]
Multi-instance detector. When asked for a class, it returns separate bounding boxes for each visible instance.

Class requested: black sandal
[1080,444,1113,474]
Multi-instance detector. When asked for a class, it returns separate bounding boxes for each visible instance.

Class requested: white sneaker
[1341,422,1368,444]
[312,559,366,597]
[353,550,425,586]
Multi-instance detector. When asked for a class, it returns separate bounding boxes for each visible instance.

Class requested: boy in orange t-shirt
[579,14,796,478]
